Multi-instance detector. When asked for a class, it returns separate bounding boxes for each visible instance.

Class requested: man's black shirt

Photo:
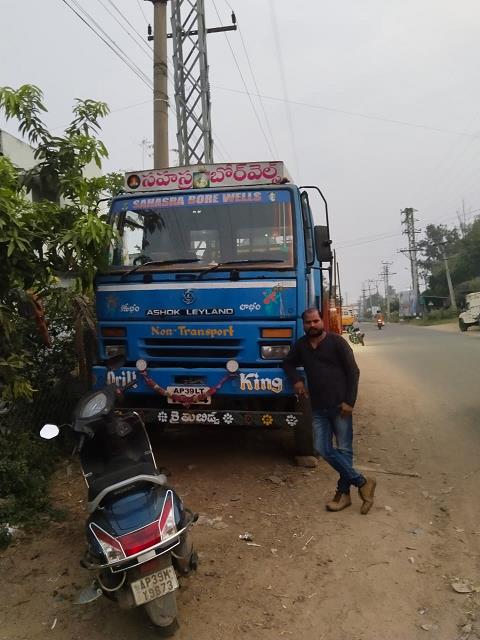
[282,332,360,409]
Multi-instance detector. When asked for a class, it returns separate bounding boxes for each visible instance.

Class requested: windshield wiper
[196,259,285,280]
[120,259,201,280]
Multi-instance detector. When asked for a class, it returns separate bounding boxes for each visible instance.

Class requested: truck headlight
[261,345,290,359]
[105,344,126,358]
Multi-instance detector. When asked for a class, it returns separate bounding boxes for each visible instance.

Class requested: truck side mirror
[314,225,333,262]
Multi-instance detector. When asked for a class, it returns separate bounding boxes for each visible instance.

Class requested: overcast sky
[2,0,480,302]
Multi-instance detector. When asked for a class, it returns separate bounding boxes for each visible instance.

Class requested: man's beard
[306,327,324,336]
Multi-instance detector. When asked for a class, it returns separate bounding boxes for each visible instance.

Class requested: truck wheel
[459,319,468,332]
[293,396,315,456]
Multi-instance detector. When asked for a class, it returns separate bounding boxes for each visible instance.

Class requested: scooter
[377,318,384,330]
[40,358,197,636]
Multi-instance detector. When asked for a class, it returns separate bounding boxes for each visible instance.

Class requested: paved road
[357,321,480,462]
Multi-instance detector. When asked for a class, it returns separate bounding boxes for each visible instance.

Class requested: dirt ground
[1,333,479,640]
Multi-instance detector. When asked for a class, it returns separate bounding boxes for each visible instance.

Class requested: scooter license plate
[130,566,179,606]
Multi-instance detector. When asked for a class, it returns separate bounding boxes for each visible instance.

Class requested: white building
[0,128,101,202]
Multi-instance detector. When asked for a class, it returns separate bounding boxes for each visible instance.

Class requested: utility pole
[336,260,342,307]
[380,261,396,320]
[146,0,169,168]
[400,207,421,315]
[366,280,375,318]
[361,284,367,320]
[436,243,457,311]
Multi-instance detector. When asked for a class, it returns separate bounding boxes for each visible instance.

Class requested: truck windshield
[108,189,294,271]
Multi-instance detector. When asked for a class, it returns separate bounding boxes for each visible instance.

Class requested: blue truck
[93,161,333,455]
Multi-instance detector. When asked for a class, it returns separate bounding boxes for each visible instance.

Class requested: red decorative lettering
[247,163,262,180]
[178,171,193,189]
[233,164,247,181]
[142,173,156,188]
[262,164,279,180]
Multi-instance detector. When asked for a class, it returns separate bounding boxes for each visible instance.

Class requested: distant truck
[341,308,356,329]
[399,290,417,318]
[458,292,480,331]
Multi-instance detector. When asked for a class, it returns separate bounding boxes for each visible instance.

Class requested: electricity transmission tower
[146,0,236,166]
[400,207,421,315]
[169,0,236,165]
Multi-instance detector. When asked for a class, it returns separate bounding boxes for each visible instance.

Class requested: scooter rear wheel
[144,593,179,636]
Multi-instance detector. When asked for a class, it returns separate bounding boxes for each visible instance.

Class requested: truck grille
[142,337,242,362]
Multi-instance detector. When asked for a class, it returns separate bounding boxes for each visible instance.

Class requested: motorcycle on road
[40,358,197,636]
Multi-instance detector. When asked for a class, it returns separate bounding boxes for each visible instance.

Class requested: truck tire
[459,318,468,332]
[293,396,315,456]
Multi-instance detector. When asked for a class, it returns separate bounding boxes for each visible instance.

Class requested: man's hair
[301,307,323,320]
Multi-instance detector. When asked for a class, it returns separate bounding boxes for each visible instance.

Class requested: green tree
[420,218,480,301]
[417,224,460,287]
[0,85,123,539]
[0,84,122,405]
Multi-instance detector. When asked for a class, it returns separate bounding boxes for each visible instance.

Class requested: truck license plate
[130,566,178,606]
[166,386,211,405]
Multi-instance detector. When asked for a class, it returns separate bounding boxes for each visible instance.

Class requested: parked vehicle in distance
[459,292,480,331]
[341,308,356,330]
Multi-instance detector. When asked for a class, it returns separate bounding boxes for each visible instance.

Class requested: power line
[61,0,152,90]
[226,2,278,158]
[336,230,402,250]
[94,0,152,59]
[69,0,152,86]
[335,207,480,250]
[211,0,276,159]
[212,84,480,140]
[104,0,151,46]
[136,0,150,25]
[268,0,300,176]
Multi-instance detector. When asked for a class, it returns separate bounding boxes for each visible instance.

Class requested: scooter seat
[86,460,158,502]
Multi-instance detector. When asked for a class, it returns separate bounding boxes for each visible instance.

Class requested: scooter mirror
[106,354,126,371]
[40,423,60,440]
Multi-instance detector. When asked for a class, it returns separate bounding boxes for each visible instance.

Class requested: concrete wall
[0,128,102,202]
[0,129,37,170]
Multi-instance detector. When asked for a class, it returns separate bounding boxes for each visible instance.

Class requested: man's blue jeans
[312,408,365,494]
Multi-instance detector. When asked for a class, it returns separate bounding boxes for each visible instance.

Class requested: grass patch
[400,309,458,326]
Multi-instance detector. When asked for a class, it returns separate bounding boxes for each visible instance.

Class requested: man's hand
[294,381,309,400]
[340,402,353,418]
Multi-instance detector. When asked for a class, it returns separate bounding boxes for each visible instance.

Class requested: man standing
[282,308,376,513]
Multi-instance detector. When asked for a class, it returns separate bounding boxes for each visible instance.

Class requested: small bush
[0,429,60,532]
